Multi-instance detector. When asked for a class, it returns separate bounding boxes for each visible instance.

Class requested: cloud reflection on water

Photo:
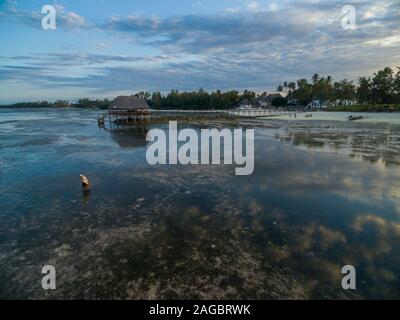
[1,110,400,298]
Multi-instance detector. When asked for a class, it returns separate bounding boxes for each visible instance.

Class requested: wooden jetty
[148,108,292,118]
[101,96,151,131]
[98,96,302,131]
[229,108,293,118]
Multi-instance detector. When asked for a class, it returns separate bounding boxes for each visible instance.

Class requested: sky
[0,0,399,103]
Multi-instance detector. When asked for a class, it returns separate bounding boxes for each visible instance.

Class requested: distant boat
[348,115,363,121]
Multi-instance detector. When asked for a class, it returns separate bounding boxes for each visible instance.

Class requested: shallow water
[272,111,400,124]
[1,108,400,299]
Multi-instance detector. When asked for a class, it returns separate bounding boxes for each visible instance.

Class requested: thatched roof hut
[236,98,255,109]
[112,96,150,110]
[265,93,284,103]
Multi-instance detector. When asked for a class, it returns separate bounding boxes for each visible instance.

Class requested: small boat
[348,115,363,121]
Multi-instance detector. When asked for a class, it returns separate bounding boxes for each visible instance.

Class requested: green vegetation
[0,99,112,109]
[140,89,254,110]
[1,101,55,108]
[147,66,400,110]
[0,90,258,110]
[279,66,400,108]
[73,98,112,109]
[1,66,399,111]
[271,96,287,107]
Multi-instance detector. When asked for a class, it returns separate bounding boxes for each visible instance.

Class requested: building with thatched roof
[112,95,150,111]
[256,93,286,108]
[104,96,151,130]
[237,98,256,109]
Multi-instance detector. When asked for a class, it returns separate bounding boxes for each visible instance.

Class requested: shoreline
[3,108,400,125]
[2,104,400,113]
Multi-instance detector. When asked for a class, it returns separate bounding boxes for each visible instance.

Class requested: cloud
[1,0,400,101]
[1,53,166,66]
[247,2,263,13]
[224,7,240,14]
[0,57,274,93]
[103,9,315,54]
[98,0,400,72]
[62,11,85,28]
[1,2,86,29]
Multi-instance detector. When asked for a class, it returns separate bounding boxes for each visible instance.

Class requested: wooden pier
[99,108,298,129]
[98,96,303,131]
[100,95,151,131]
[228,108,295,118]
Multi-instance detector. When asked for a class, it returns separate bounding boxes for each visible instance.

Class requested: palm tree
[312,73,320,85]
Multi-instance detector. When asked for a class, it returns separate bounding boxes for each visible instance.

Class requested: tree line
[279,66,400,106]
[146,66,400,108]
[1,66,399,109]
[141,89,257,110]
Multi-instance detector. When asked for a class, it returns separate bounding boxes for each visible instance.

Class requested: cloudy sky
[0,0,399,103]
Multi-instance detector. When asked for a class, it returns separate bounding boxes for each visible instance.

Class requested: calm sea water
[1,108,400,299]
[273,111,400,124]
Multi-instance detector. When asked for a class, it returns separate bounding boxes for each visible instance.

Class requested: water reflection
[256,120,400,167]
[110,126,149,149]
[82,188,91,203]
[0,109,400,299]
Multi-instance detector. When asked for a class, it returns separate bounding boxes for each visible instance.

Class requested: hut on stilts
[101,95,150,131]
